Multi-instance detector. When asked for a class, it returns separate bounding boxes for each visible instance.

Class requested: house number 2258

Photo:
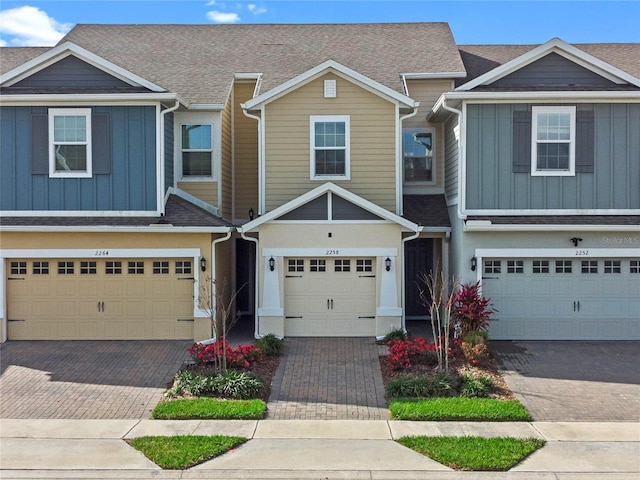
[325,249,339,255]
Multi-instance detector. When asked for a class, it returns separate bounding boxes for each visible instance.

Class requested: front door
[404,238,434,317]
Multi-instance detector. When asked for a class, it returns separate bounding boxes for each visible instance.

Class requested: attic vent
[324,80,337,98]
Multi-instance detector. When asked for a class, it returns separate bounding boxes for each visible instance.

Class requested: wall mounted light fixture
[200,257,207,272]
[570,237,583,247]
[470,256,477,271]
[249,208,254,221]
[269,257,275,271]
[385,257,392,271]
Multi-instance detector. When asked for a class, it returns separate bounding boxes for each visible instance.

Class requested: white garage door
[284,258,376,337]
[6,258,195,340]
[482,258,640,340]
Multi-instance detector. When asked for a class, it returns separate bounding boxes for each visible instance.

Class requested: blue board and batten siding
[465,103,640,210]
[0,105,157,211]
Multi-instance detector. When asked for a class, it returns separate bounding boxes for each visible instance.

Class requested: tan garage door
[284,258,376,337]
[6,258,195,340]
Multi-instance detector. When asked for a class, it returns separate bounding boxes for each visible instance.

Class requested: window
[10,261,27,275]
[507,260,524,273]
[334,259,351,272]
[80,261,97,274]
[356,259,373,273]
[581,260,598,274]
[310,115,350,180]
[58,261,74,274]
[288,259,304,272]
[152,261,168,274]
[127,261,144,274]
[181,124,212,177]
[33,261,49,275]
[631,260,640,274]
[310,259,326,272]
[403,128,434,183]
[531,106,575,176]
[49,108,92,177]
[176,261,192,274]
[604,260,621,274]
[533,260,549,273]
[105,261,122,274]
[555,260,572,273]
[484,260,501,274]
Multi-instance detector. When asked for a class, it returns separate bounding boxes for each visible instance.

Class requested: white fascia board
[457,38,640,91]
[475,247,640,258]
[401,72,467,80]
[187,104,226,111]
[0,248,202,259]
[239,182,419,233]
[1,42,166,92]
[464,222,640,233]
[0,225,233,234]
[433,91,640,108]
[418,226,452,234]
[0,93,183,105]
[464,209,639,216]
[243,59,416,110]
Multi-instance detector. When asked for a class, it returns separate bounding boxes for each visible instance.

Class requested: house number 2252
[574,250,590,256]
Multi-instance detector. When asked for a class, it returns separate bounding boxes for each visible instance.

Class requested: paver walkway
[0,340,192,419]
[492,340,640,421]
[267,337,389,420]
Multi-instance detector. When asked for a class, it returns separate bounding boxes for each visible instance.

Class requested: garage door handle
[482,276,499,280]
[8,319,25,322]
[286,275,303,278]
[286,316,303,319]
[178,277,195,280]
[177,318,194,322]
[7,277,25,281]
[330,299,333,309]
[358,316,375,319]
[359,275,375,278]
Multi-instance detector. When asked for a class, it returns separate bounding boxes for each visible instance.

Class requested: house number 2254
[94,250,110,256]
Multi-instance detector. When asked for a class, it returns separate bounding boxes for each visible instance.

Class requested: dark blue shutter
[92,113,111,174]
[512,110,532,173]
[575,110,594,173]
[31,114,49,174]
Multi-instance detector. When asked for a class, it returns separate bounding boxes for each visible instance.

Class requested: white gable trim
[1,41,166,92]
[243,59,417,110]
[239,182,419,232]
[457,38,640,91]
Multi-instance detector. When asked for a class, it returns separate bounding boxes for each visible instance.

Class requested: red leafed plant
[385,337,458,371]
[452,282,496,337]
[188,339,263,369]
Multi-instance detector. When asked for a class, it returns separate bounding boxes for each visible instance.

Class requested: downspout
[439,97,465,220]
[241,107,263,214]
[240,230,260,339]
[398,103,420,216]
[159,100,180,216]
[401,228,421,333]
[209,231,233,340]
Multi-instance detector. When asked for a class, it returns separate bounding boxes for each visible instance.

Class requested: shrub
[386,375,430,398]
[460,330,490,365]
[385,337,454,371]
[256,333,284,357]
[460,373,495,398]
[382,328,407,343]
[166,370,264,399]
[188,340,263,369]
[453,282,496,337]
[386,372,493,399]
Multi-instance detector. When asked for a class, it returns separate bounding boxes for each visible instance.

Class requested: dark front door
[404,238,434,317]
[235,238,255,315]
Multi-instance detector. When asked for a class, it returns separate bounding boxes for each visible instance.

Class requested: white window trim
[310,115,350,181]
[179,123,214,180]
[174,111,220,182]
[402,126,436,186]
[531,106,576,177]
[48,108,92,178]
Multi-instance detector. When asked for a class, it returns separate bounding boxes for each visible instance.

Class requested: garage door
[284,258,376,336]
[482,257,640,340]
[6,258,195,340]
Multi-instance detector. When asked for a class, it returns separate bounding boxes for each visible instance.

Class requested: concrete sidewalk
[1,419,638,479]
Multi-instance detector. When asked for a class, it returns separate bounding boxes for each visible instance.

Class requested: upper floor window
[49,108,92,178]
[310,115,350,180]
[181,124,213,177]
[403,128,434,183]
[531,106,575,176]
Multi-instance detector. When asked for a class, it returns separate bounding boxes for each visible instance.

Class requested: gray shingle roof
[403,195,451,228]
[0,47,49,73]
[0,195,233,229]
[52,23,464,105]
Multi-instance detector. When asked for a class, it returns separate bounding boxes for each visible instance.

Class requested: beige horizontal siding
[234,81,259,220]
[177,181,218,207]
[264,73,397,212]
[221,91,233,219]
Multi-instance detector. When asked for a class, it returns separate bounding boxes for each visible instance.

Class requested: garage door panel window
[58,261,74,274]
[80,261,97,274]
[631,260,640,273]
[175,261,192,274]
[356,259,373,272]
[555,260,572,273]
[507,260,524,273]
[288,259,304,272]
[581,260,598,274]
[106,261,122,274]
[604,260,621,273]
[153,261,169,274]
[335,259,351,272]
[11,261,27,275]
[310,259,326,272]
[33,261,49,274]
[484,260,501,274]
[533,260,550,273]
[128,261,145,274]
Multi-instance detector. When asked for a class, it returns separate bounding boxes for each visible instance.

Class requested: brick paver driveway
[0,340,191,419]
[491,340,640,421]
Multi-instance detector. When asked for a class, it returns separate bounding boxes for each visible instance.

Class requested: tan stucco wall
[263,73,398,212]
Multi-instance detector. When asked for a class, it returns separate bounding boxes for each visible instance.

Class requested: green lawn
[389,397,532,421]
[397,436,545,470]
[128,435,247,469]
[152,398,266,420]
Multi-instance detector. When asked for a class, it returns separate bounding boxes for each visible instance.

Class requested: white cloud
[206,10,240,23]
[0,5,71,46]
[247,4,267,15]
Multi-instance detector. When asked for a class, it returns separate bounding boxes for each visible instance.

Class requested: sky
[0,0,638,47]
